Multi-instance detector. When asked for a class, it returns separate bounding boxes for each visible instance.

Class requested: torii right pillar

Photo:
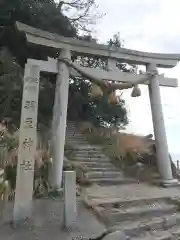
[147,63,179,187]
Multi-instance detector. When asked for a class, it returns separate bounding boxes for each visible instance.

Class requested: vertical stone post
[50,75,59,186]
[63,171,76,228]
[13,61,40,221]
[147,63,178,187]
[107,58,117,71]
[52,49,71,190]
[177,160,180,172]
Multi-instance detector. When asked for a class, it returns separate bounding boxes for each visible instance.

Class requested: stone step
[67,141,88,145]
[66,128,77,131]
[131,230,172,240]
[96,197,174,209]
[110,213,180,238]
[89,177,135,185]
[73,147,102,150]
[169,226,180,238]
[67,137,86,141]
[67,141,88,144]
[66,131,80,135]
[73,157,110,162]
[66,137,86,141]
[76,161,113,167]
[74,151,103,155]
[88,167,117,171]
[74,155,108,160]
[86,171,122,179]
[66,132,84,135]
[71,160,113,167]
[67,140,88,143]
[66,136,80,140]
[100,202,177,224]
[72,145,103,150]
[91,198,179,227]
[66,128,79,131]
[66,123,76,125]
[67,141,89,145]
[74,152,106,156]
[66,133,84,136]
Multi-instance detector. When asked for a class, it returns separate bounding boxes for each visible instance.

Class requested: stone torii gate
[14,21,180,221]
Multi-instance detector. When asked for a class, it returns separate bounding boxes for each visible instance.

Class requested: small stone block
[163,217,177,229]
[10,218,34,230]
[63,171,77,229]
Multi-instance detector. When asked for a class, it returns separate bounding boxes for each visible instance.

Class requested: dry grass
[77,121,160,182]
[77,121,96,134]
[0,123,53,199]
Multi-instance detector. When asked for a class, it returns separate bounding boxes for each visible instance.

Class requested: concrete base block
[160,179,180,188]
[63,171,77,229]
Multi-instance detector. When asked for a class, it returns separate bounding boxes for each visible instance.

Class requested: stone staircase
[85,196,180,239]
[66,121,180,239]
[66,121,135,185]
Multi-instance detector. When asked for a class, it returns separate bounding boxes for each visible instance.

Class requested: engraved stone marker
[13,62,40,222]
[63,171,77,228]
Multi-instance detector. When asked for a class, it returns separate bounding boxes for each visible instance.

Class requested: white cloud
[95,0,180,52]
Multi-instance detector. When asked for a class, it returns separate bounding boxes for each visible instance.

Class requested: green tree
[0,0,78,66]
[59,0,103,32]
[0,48,23,126]
[0,47,55,128]
[67,33,136,128]
[0,1,132,129]
[0,0,78,127]
[0,0,76,35]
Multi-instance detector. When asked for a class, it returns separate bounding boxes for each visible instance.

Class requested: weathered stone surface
[86,171,122,179]
[63,171,76,229]
[169,226,180,237]
[163,214,178,229]
[13,62,40,222]
[0,199,106,240]
[89,167,117,171]
[149,230,172,240]
[66,122,180,239]
[102,231,128,240]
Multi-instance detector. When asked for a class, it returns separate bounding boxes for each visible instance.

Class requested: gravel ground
[0,198,106,240]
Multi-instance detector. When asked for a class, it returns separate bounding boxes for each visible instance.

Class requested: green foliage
[0,0,78,127]
[0,1,131,129]
[5,135,18,152]
[0,0,77,66]
[0,48,23,125]
[4,165,17,190]
[0,47,55,127]
[92,91,128,127]
[0,0,76,36]
[38,76,55,127]
[68,33,133,127]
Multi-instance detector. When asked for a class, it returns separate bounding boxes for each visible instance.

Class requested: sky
[92,0,180,155]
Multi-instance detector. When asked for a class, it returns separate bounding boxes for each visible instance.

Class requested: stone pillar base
[160,179,180,188]
[152,178,180,188]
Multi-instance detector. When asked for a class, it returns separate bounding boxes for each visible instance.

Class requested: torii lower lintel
[28,58,178,88]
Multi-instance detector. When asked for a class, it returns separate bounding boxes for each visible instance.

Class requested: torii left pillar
[52,49,71,190]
